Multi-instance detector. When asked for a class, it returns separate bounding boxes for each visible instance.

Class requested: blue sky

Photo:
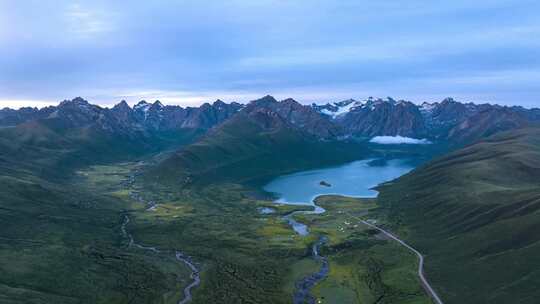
[1,0,539,108]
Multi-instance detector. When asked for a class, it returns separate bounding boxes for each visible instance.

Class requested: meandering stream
[264,158,414,302]
[120,215,201,304]
[120,163,200,304]
[293,236,329,304]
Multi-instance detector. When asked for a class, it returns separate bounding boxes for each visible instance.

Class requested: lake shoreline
[265,158,413,236]
[262,158,418,304]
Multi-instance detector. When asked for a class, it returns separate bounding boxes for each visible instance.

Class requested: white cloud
[65,3,114,39]
[370,136,432,145]
[238,24,540,69]
[2,1,540,108]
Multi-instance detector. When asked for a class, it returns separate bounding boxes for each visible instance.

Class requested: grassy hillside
[0,122,202,303]
[0,164,194,304]
[0,119,202,178]
[376,127,540,304]
[148,110,370,187]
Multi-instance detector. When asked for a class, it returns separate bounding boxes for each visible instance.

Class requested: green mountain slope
[0,118,201,178]
[376,127,540,304]
[0,119,203,303]
[149,107,368,186]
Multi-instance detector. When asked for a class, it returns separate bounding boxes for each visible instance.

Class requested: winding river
[120,215,201,304]
[264,158,414,303]
[293,236,329,304]
[121,163,201,304]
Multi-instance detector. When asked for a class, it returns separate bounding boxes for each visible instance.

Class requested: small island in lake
[319,181,332,187]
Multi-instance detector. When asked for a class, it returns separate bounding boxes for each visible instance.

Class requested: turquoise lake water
[264,159,414,206]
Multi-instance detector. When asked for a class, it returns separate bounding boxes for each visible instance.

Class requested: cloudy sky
[1,0,539,108]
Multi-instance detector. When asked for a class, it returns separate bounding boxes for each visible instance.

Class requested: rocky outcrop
[243,96,342,139]
[337,97,427,138]
[179,100,243,130]
[447,106,533,143]
[0,106,54,127]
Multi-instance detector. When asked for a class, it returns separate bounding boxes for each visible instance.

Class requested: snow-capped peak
[133,101,153,120]
[318,99,362,118]
[152,100,164,108]
[134,101,151,112]
[420,102,436,114]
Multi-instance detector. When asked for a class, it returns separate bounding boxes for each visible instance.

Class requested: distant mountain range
[315,97,540,142]
[2,95,539,145]
[0,97,242,134]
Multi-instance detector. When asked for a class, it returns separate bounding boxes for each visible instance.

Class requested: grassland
[289,195,431,304]
[60,157,432,304]
[72,162,311,303]
[0,113,448,303]
[375,128,540,304]
[0,163,190,304]
[0,122,208,303]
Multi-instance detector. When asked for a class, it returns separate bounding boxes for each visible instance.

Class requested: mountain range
[0,97,242,134]
[2,96,539,146]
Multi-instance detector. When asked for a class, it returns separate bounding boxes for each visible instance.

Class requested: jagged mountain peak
[364,96,401,106]
[336,98,357,106]
[133,100,152,116]
[59,97,91,107]
[420,101,437,113]
[250,95,278,106]
[316,97,415,119]
[336,97,426,137]
[134,100,149,107]
[245,106,290,130]
[213,99,236,111]
[280,98,300,104]
[2,95,539,145]
[441,97,457,104]
[314,99,362,119]
[148,100,164,112]
[152,100,164,107]
[113,100,131,110]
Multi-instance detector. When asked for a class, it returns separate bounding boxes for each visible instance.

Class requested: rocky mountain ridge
[314,96,540,142]
[0,97,243,134]
[2,96,539,144]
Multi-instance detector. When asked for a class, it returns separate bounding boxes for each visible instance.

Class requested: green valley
[1,96,539,304]
[4,2,540,302]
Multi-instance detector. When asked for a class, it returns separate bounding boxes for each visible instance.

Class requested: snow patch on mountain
[134,101,150,113]
[319,100,361,118]
[370,136,432,145]
[420,102,436,113]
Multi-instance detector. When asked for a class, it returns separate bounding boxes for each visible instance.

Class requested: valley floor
[71,159,433,304]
